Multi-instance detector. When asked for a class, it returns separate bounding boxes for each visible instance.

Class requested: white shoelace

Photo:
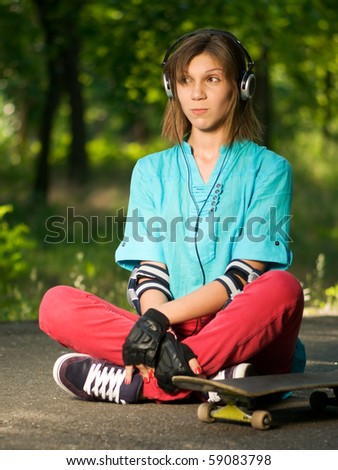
[83,363,126,403]
[208,364,253,403]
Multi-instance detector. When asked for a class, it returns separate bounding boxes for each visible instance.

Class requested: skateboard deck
[172,370,338,430]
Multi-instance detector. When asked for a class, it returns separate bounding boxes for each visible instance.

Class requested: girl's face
[176,52,233,134]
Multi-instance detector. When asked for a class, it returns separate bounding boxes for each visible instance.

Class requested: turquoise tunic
[115,139,293,300]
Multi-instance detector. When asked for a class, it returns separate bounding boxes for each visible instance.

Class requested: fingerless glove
[122,308,170,367]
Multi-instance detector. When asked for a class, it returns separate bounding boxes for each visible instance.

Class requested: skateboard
[172,370,338,430]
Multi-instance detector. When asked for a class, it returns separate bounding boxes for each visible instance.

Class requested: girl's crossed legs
[39,270,304,403]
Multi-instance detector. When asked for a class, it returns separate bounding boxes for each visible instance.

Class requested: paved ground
[1,316,338,450]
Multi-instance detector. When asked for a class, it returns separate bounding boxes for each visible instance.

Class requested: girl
[39,29,305,405]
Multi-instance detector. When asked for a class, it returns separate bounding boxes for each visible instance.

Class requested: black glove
[122,308,169,367]
[155,332,197,393]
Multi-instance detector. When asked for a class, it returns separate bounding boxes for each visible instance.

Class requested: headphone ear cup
[163,73,174,99]
[240,71,256,101]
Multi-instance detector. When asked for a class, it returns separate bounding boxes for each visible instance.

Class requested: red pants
[39,270,304,402]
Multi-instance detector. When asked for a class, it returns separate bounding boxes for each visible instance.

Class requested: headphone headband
[161,29,256,101]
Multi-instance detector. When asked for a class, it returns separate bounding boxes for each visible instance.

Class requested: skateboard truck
[198,401,272,430]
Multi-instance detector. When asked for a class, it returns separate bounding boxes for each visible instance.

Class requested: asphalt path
[1,315,338,450]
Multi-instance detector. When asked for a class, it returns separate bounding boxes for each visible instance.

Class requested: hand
[125,364,154,384]
[154,333,202,393]
[124,357,202,385]
[122,308,169,368]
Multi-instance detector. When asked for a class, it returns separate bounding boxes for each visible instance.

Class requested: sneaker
[208,363,255,403]
[53,353,143,404]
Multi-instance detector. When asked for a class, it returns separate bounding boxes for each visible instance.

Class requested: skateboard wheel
[251,410,272,430]
[197,403,216,423]
[310,391,328,411]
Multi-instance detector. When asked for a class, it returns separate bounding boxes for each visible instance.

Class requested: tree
[33,0,87,199]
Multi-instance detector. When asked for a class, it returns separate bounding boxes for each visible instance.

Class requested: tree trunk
[33,59,62,198]
[62,35,87,183]
[32,0,87,200]
[33,0,63,199]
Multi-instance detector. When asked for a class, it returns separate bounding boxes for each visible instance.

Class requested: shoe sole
[53,353,90,396]
[233,363,256,378]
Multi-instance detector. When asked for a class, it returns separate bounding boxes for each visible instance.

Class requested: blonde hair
[161,30,263,144]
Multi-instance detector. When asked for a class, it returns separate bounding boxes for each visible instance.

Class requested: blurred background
[0,0,337,322]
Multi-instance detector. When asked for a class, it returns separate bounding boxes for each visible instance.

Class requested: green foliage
[0,0,337,320]
[0,204,40,322]
[0,205,34,283]
[304,254,338,315]
[325,284,338,310]
[67,250,130,311]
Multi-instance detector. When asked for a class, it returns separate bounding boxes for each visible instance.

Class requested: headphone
[161,29,256,101]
